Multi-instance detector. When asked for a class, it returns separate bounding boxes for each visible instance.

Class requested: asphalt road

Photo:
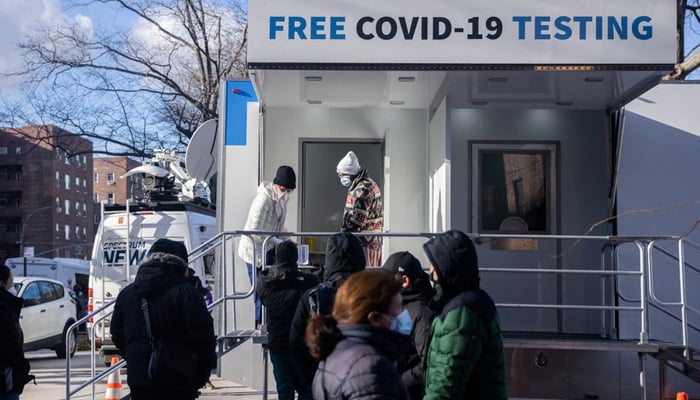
[21,349,123,400]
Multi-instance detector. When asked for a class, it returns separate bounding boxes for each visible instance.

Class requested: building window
[75,177,80,191]
[94,173,98,183]
[107,193,114,204]
[82,226,87,240]
[64,225,70,240]
[94,193,99,203]
[56,223,60,239]
[64,152,70,165]
[82,155,87,169]
[82,178,87,192]
[56,171,60,186]
[470,142,557,234]
[65,199,70,215]
[75,226,80,239]
[0,147,7,155]
[64,174,70,190]
[75,202,80,216]
[15,172,21,182]
[107,173,115,185]
[15,147,21,155]
[83,203,87,218]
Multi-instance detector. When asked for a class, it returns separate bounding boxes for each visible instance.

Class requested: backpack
[308,282,337,315]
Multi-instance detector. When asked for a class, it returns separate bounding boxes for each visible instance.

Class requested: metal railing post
[637,240,649,344]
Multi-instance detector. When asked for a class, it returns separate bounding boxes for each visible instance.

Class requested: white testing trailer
[214,1,700,398]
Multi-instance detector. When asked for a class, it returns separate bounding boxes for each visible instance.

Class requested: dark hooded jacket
[422,230,507,400]
[0,287,32,395]
[289,233,366,389]
[257,244,318,353]
[313,325,410,400]
[382,253,436,400]
[111,254,217,395]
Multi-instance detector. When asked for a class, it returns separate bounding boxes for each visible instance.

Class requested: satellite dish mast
[186,119,219,183]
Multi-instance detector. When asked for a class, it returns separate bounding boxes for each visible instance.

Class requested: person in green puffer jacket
[422,230,507,400]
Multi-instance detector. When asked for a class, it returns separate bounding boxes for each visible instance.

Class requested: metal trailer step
[217,329,269,356]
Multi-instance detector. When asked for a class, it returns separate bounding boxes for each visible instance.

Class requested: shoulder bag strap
[141,297,154,342]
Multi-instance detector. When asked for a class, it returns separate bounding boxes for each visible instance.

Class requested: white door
[19,282,48,343]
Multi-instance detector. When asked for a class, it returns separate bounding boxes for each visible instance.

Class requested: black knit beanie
[148,238,189,264]
[273,165,296,189]
[276,240,298,265]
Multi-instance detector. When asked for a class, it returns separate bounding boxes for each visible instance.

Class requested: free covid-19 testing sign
[248,0,676,68]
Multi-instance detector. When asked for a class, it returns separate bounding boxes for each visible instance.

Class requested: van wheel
[55,324,77,359]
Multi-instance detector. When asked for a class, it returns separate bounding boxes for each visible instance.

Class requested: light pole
[19,205,56,276]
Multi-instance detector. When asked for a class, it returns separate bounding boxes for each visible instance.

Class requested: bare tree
[2,0,247,157]
[670,0,700,79]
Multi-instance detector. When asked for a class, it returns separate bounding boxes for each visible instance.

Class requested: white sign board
[24,246,34,257]
[249,0,677,67]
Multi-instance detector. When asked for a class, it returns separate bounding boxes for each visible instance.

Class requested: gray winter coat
[313,325,410,400]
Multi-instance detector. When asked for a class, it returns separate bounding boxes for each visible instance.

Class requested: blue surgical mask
[340,176,353,187]
[387,309,412,335]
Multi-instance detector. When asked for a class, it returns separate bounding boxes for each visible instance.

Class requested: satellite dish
[186,119,218,182]
[121,165,170,178]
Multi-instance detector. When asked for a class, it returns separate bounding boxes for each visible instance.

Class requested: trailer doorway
[300,140,384,253]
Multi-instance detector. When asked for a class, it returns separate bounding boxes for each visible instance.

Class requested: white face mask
[340,176,353,187]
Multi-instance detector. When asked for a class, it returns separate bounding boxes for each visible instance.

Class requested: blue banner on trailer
[225,80,257,146]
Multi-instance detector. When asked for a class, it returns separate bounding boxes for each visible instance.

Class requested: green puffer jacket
[422,230,507,400]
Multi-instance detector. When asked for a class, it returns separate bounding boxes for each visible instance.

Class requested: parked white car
[12,276,77,358]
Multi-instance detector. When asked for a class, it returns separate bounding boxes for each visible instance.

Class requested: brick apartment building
[93,157,144,206]
[0,125,94,262]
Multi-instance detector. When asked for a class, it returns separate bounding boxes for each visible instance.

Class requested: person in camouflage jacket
[422,230,507,400]
[336,151,383,266]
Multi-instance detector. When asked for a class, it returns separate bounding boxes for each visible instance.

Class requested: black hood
[422,230,479,300]
[323,232,366,281]
[133,256,188,299]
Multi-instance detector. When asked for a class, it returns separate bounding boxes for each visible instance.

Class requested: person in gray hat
[238,165,297,327]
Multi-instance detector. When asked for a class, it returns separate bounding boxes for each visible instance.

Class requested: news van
[88,149,218,365]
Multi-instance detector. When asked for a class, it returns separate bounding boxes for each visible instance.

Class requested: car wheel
[55,323,77,359]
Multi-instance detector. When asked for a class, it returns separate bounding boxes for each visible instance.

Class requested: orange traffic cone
[676,392,689,400]
[105,357,123,400]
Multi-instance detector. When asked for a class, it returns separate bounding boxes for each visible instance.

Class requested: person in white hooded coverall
[238,165,296,327]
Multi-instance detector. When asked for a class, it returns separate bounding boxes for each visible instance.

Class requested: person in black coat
[257,240,318,400]
[289,232,366,398]
[0,265,33,399]
[381,251,436,400]
[111,239,217,400]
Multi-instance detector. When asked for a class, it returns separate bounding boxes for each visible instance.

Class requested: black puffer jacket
[397,276,435,400]
[0,288,32,395]
[313,325,410,400]
[111,255,217,394]
[289,233,366,388]
[257,260,317,353]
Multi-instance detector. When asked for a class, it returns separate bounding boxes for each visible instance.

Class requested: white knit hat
[337,151,361,175]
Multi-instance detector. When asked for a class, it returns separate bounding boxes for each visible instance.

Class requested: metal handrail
[66,230,700,399]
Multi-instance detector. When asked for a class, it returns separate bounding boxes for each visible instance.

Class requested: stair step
[219,329,269,346]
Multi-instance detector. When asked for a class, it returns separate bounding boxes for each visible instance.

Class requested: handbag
[141,298,198,384]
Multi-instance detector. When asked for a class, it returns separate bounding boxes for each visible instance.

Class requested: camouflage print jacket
[341,169,383,250]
